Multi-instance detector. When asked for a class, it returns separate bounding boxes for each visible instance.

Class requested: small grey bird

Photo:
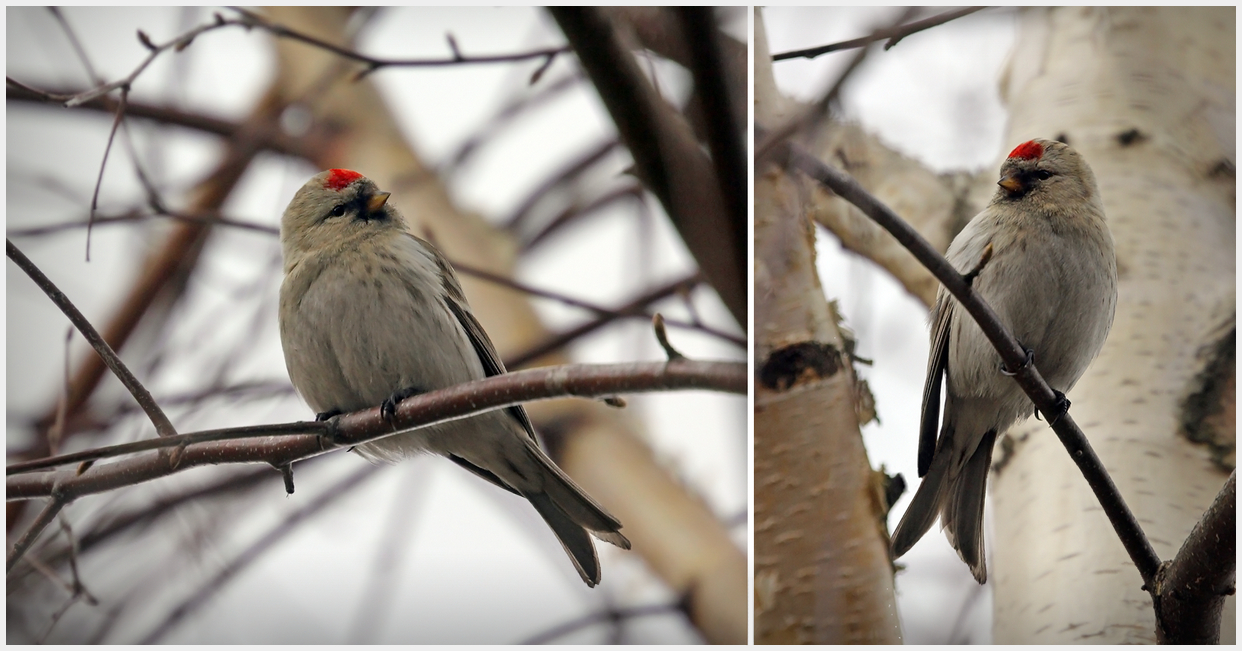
[889,139,1117,583]
[278,168,630,587]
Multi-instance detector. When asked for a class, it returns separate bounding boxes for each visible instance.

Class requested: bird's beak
[997,174,1024,195]
[367,192,391,214]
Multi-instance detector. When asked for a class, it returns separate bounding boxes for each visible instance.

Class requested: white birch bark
[989,7,1235,643]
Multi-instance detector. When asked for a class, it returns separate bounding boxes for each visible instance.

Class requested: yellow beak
[997,174,1024,195]
[367,192,391,214]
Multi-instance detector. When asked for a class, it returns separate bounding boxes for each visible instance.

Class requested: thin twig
[505,275,701,368]
[7,209,278,238]
[6,84,318,159]
[452,262,733,346]
[86,87,128,260]
[781,140,1164,591]
[228,7,571,80]
[7,499,66,572]
[771,7,989,60]
[502,139,620,232]
[7,239,178,439]
[522,183,644,252]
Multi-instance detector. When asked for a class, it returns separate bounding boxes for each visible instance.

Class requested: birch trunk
[753,10,902,643]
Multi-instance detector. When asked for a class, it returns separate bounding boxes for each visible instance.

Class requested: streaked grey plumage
[889,139,1117,583]
[278,169,629,587]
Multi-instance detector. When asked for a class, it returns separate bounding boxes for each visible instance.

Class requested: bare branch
[228,7,571,80]
[8,360,746,500]
[7,499,65,572]
[7,239,178,439]
[1154,469,1236,643]
[771,7,990,60]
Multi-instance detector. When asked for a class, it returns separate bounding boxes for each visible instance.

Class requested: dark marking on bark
[1116,128,1146,147]
[1180,321,1236,471]
[758,341,844,391]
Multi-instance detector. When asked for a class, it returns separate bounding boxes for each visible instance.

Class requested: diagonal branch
[771,7,990,60]
[7,239,177,439]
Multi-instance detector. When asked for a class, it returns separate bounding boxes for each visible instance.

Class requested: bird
[278,168,630,587]
[889,139,1117,583]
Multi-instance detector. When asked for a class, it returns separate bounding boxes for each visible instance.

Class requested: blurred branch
[503,138,620,232]
[522,603,684,644]
[771,7,989,60]
[6,499,64,572]
[522,184,644,252]
[139,463,383,644]
[7,209,278,238]
[676,8,747,255]
[7,239,177,439]
[6,85,320,159]
[8,359,746,498]
[551,7,744,328]
[505,274,711,369]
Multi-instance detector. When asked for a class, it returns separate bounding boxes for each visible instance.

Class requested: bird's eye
[1032,170,1053,181]
[329,204,347,217]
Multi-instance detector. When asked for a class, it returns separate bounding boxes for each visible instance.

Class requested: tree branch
[7,239,178,439]
[8,360,745,501]
[772,7,989,60]
[1154,469,1236,643]
[550,7,744,328]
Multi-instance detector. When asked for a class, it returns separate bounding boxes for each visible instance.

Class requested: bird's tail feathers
[526,491,603,587]
[941,428,996,583]
[524,442,631,550]
[890,436,954,560]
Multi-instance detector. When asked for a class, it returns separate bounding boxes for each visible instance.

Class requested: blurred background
[763,6,1016,644]
[7,7,746,643]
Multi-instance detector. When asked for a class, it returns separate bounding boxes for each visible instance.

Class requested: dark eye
[329,204,347,217]
[1032,170,1053,181]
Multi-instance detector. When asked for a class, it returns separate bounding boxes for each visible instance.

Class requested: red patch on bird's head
[1007,140,1044,161]
[324,169,363,191]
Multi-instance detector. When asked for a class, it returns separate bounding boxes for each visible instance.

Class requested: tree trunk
[753,10,902,643]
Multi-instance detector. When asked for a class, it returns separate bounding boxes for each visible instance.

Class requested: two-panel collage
[5,6,1234,645]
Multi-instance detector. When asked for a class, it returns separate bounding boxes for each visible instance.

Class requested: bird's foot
[315,409,342,422]
[1000,346,1034,377]
[381,386,424,422]
[1036,390,1071,424]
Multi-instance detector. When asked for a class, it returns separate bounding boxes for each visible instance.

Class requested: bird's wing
[919,292,952,477]
[420,234,541,445]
